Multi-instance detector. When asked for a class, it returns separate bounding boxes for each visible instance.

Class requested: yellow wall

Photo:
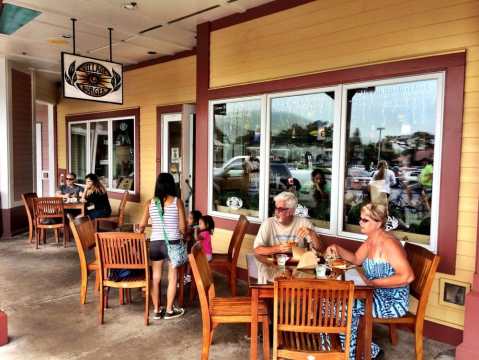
[36,74,58,104]
[56,56,196,223]
[210,0,479,330]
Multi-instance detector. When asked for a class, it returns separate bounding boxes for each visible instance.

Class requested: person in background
[184,210,202,245]
[56,172,82,199]
[196,215,215,262]
[369,160,396,198]
[183,209,202,284]
[309,168,330,220]
[80,173,111,219]
[326,203,414,360]
[138,173,186,320]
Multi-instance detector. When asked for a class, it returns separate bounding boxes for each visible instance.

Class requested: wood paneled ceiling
[0,0,272,79]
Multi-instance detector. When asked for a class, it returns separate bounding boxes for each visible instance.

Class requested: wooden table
[64,202,85,217]
[249,255,374,360]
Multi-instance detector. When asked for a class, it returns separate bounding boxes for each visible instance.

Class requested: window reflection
[70,123,87,184]
[212,100,261,217]
[343,79,438,245]
[112,119,134,191]
[269,92,335,229]
[90,121,109,188]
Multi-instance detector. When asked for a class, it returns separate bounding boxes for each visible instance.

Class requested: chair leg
[80,270,88,305]
[144,286,150,326]
[415,326,424,360]
[201,323,212,360]
[389,324,399,346]
[35,229,39,249]
[94,271,100,294]
[54,229,59,245]
[210,323,219,345]
[99,285,104,325]
[119,289,124,305]
[188,274,197,306]
[28,222,33,243]
[262,317,270,360]
[63,226,68,248]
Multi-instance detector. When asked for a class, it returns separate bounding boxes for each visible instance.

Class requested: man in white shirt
[254,192,324,255]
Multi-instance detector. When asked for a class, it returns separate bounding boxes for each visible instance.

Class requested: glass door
[162,113,183,198]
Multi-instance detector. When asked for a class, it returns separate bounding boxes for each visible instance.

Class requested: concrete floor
[0,234,455,360]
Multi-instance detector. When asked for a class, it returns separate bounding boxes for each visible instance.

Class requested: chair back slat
[405,242,440,314]
[274,279,355,358]
[227,215,249,262]
[34,197,64,221]
[95,233,148,279]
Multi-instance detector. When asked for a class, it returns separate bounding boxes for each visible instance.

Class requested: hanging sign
[62,52,123,104]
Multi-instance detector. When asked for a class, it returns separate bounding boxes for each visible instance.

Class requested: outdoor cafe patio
[0,233,455,360]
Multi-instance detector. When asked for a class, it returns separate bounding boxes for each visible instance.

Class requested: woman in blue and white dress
[327,203,414,360]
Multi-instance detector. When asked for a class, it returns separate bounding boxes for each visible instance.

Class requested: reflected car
[213,157,300,194]
[347,167,372,190]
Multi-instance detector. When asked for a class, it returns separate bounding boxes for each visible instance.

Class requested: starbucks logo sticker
[295,204,309,218]
[226,197,243,210]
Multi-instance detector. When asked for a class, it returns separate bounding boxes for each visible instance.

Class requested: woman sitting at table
[80,173,111,220]
[326,203,414,360]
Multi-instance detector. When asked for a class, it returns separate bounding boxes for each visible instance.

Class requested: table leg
[363,291,373,360]
[250,288,259,360]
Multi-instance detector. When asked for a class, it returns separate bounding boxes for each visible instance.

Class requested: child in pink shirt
[197,215,214,261]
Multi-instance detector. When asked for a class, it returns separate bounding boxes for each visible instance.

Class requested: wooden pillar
[456,200,479,359]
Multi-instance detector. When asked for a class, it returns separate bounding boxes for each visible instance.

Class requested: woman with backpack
[139,173,187,320]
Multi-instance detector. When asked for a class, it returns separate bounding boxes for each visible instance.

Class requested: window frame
[207,73,445,253]
[66,108,140,202]
[208,95,266,223]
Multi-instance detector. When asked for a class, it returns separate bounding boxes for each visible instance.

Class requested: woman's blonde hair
[361,203,388,227]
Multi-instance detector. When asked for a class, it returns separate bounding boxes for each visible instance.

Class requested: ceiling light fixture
[122,2,138,10]
[147,51,157,55]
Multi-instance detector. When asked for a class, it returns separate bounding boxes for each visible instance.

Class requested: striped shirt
[149,197,181,242]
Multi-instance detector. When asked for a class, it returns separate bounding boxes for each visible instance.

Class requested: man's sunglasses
[359,217,370,223]
[275,207,291,213]
[66,177,75,181]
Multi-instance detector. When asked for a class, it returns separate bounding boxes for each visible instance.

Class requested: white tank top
[149,198,181,242]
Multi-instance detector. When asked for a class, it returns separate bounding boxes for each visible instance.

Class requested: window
[211,99,262,217]
[68,116,136,193]
[209,73,444,251]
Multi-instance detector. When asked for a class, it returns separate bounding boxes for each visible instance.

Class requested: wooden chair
[209,214,249,296]
[273,279,355,360]
[95,232,150,325]
[189,243,270,360]
[21,192,37,244]
[95,191,129,231]
[33,197,67,249]
[68,215,99,305]
[373,242,440,360]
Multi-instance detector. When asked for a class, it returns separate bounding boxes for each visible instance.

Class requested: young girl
[183,210,202,284]
[196,215,214,261]
[184,210,202,245]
